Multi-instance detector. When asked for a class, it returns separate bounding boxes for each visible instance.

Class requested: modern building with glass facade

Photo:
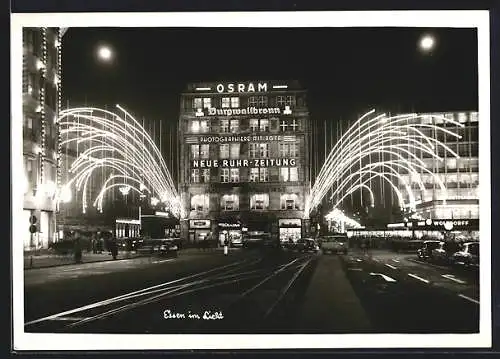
[178,80,310,245]
[22,27,62,250]
[398,111,479,221]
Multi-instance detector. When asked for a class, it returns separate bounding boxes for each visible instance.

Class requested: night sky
[61,27,479,127]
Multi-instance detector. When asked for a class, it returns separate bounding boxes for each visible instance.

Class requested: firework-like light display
[57,106,181,218]
[306,109,465,221]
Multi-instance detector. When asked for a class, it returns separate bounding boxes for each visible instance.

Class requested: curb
[23,254,148,270]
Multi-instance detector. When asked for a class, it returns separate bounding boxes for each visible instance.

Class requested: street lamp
[419,34,436,53]
[96,45,114,63]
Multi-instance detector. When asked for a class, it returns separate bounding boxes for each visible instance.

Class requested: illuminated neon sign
[192,158,297,168]
[216,83,268,93]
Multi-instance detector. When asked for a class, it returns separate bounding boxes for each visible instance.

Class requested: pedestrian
[110,237,118,260]
[223,235,229,256]
[74,235,82,264]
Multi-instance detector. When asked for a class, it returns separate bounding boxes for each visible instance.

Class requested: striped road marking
[408,273,430,283]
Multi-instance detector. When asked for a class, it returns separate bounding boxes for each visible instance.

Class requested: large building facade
[178,81,310,245]
[22,27,62,250]
[398,111,479,220]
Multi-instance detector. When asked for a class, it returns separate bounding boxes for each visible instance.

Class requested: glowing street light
[97,45,113,62]
[419,34,436,52]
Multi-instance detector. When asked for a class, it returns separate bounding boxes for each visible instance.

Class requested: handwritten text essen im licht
[163,309,224,320]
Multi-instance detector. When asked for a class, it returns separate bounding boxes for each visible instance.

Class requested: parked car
[417,240,442,260]
[296,238,320,253]
[431,241,462,265]
[137,238,179,257]
[452,242,479,268]
[319,234,348,255]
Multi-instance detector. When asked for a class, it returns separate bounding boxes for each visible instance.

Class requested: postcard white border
[11,10,491,350]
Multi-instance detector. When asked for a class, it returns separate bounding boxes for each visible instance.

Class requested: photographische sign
[192,158,297,168]
[199,135,284,143]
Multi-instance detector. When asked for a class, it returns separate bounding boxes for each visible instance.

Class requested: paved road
[24,248,479,334]
[340,249,479,333]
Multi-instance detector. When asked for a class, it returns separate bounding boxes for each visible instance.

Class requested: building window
[199,120,210,133]
[458,112,468,123]
[249,168,259,182]
[221,97,231,108]
[191,169,200,183]
[221,194,239,211]
[280,167,299,182]
[203,98,211,109]
[201,169,210,183]
[230,119,239,133]
[220,119,229,133]
[193,98,202,109]
[230,168,240,183]
[191,144,209,159]
[220,144,229,159]
[230,143,240,159]
[279,143,298,157]
[24,116,33,129]
[250,119,259,132]
[259,119,269,132]
[259,143,269,158]
[470,112,479,122]
[280,193,300,210]
[290,119,299,131]
[190,120,209,133]
[221,168,230,183]
[249,143,258,158]
[259,168,269,182]
[250,193,269,210]
[231,97,240,108]
[221,97,239,108]
[248,96,268,107]
[191,194,209,212]
[25,157,35,188]
[276,95,295,107]
[279,119,288,132]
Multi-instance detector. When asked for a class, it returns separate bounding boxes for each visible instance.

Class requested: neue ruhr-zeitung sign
[192,158,297,168]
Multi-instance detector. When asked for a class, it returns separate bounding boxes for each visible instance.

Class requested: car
[230,236,243,248]
[430,240,462,265]
[452,242,479,268]
[296,238,320,253]
[319,234,348,255]
[137,238,179,257]
[417,240,442,260]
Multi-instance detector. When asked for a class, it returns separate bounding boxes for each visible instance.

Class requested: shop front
[279,218,302,243]
[188,219,212,244]
[218,222,242,246]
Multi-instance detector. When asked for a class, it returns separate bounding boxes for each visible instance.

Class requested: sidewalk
[23,247,240,270]
[296,255,372,332]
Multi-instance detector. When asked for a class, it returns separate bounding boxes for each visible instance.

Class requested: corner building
[178,81,310,245]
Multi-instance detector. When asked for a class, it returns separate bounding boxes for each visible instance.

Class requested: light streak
[307,111,462,219]
[57,106,180,218]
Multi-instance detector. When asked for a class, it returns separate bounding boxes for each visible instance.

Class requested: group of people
[72,233,119,263]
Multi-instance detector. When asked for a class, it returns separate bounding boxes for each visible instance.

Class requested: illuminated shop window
[250,119,259,132]
[220,144,229,159]
[458,112,468,123]
[470,112,479,123]
[221,168,230,183]
[248,96,268,107]
[280,167,298,182]
[221,194,239,211]
[220,119,229,133]
[259,119,269,132]
[230,143,240,159]
[250,193,269,210]
[276,95,295,107]
[230,168,240,183]
[190,194,209,212]
[280,193,300,210]
[230,119,239,133]
[191,169,200,183]
[203,98,211,109]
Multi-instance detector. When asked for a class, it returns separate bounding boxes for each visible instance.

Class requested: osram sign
[216,82,268,93]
